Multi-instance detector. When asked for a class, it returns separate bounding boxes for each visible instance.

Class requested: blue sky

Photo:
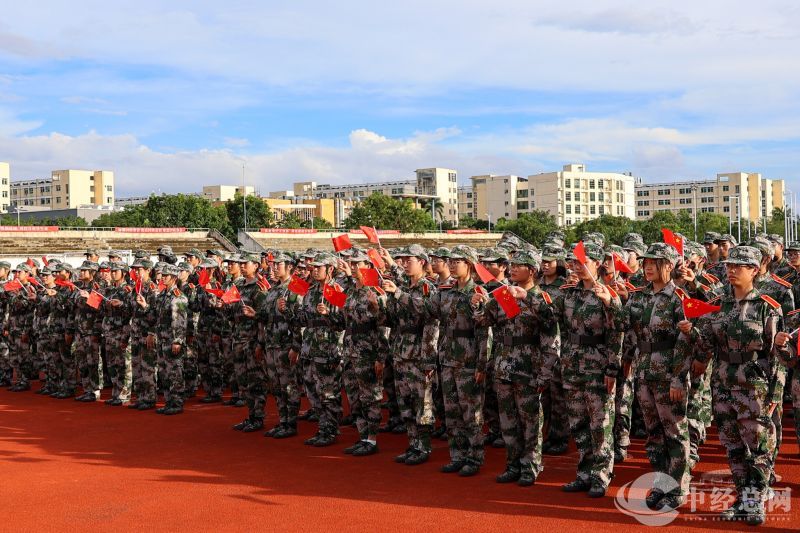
[1,1,799,196]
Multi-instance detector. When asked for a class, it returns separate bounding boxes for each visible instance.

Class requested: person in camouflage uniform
[767,234,793,278]
[102,263,134,405]
[622,243,692,510]
[428,247,453,440]
[146,264,189,415]
[281,252,345,447]
[34,267,62,395]
[195,258,225,403]
[473,250,560,486]
[678,245,782,526]
[553,242,625,497]
[419,245,490,477]
[72,261,103,401]
[52,264,79,398]
[707,234,737,281]
[6,264,37,391]
[177,261,200,398]
[702,232,721,269]
[130,259,159,410]
[260,252,303,439]
[0,262,11,387]
[221,255,245,407]
[381,244,440,465]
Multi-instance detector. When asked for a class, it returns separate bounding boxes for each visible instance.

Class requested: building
[633,172,785,222]
[469,175,528,223]
[10,169,114,211]
[0,162,10,213]
[202,185,255,203]
[287,167,460,225]
[457,185,473,220]
[14,205,120,225]
[116,196,150,208]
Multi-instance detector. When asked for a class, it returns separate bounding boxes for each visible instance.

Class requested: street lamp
[691,185,698,241]
[486,213,492,232]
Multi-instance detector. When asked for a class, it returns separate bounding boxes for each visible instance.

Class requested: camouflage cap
[184,248,203,259]
[768,234,784,247]
[272,251,295,263]
[395,244,429,262]
[703,231,722,244]
[157,245,174,255]
[108,250,124,259]
[205,249,225,258]
[429,247,451,259]
[623,241,647,256]
[500,232,523,249]
[0,261,11,270]
[176,261,193,273]
[480,247,510,263]
[541,244,566,262]
[60,263,74,273]
[110,262,129,273]
[133,249,150,259]
[722,245,760,267]
[27,258,40,268]
[449,245,478,264]
[154,261,168,273]
[640,242,680,265]
[605,245,627,260]
[131,258,154,269]
[582,232,606,247]
[199,258,218,269]
[224,254,243,263]
[39,266,54,276]
[787,241,800,252]
[622,232,644,244]
[99,261,111,271]
[545,230,566,244]
[79,260,99,271]
[747,238,773,260]
[239,252,261,264]
[47,258,62,266]
[13,263,31,273]
[566,243,578,261]
[715,234,738,245]
[162,264,181,277]
[580,242,605,262]
[51,264,64,273]
[690,241,708,259]
[84,248,99,256]
[310,252,338,267]
[510,249,541,269]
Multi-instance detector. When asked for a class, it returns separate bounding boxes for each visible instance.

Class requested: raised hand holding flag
[323,283,347,308]
[492,286,521,319]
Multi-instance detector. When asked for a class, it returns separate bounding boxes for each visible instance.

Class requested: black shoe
[646,489,666,510]
[587,482,606,498]
[496,468,521,484]
[340,415,354,426]
[107,398,123,406]
[405,451,429,466]
[744,500,765,526]
[35,387,50,395]
[659,494,685,510]
[233,398,246,408]
[164,405,184,415]
[200,395,222,404]
[719,498,745,521]
[137,402,155,411]
[264,424,284,438]
[49,390,62,397]
[232,419,251,431]
[128,402,140,409]
[274,426,297,439]
[352,442,378,456]
[545,442,568,455]
[53,391,70,399]
[614,447,627,463]
[223,397,241,406]
[299,410,314,420]
[483,432,501,446]
[304,433,321,446]
[518,470,535,487]
[440,461,466,474]
[562,478,591,493]
[78,393,96,402]
[11,383,30,392]
[242,419,264,432]
[344,441,365,454]
[459,463,480,477]
[313,434,336,447]
[395,448,414,463]
[155,406,168,414]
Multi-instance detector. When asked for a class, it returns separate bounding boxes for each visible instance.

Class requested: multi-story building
[10,169,114,210]
[469,175,528,223]
[457,185,473,220]
[0,162,10,213]
[633,172,785,222]
[202,185,255,203]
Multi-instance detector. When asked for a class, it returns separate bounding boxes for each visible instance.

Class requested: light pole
[728,195,734,237]
[735,195,741,243]
[486,213,492,232]
[691,185,698,241]
[241,163,248,233]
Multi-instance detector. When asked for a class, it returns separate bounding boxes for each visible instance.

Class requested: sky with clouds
[1,1,799,196]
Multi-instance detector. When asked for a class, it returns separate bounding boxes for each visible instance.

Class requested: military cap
[47,258,62,266]
[582,232,606,247]
[310,252,338,267]
[510,249,541,270]
[429,247,451,259]
[640,243,680,266]
[39,266,54,276]
[154,261,167,273]
[184,248,204,259]
[205,249,225,258]
[541,244,566,262]
[722,245,761,268]
[579,242,605,262]
[50,264,64,273]
[157,245,174,255]
[199,258,218,269]
[566,243,578,261]
[162,264,181,277]
[545,230,566,245]
[500,232,523,248]
[133,249,150,259]
[702,231,721,244]
[60,263,74,273]
[13,263,31,273]
[108,250,124,259]
[480,248,510,263]
[623,241,647,256]
[224,254,242,263]
[79,260,99,271]
[176,261,193,273]
[348,250,370,262]
[605,245,628,261]
[403,244,430,262]
[27,258,40,268]
[786,241,800,252]
[690,241,708,259]
[110,262,129,273]
[271,251,294,263]
[99,261,111,271]
[84,248,99,256]
[715,234,738,246]
[131,258,153,269]
[623,232,644,244]
[449,245,478,264]
[767,234,784,246]
[239,252,261,264]
[747,238,773,260]
[0,261,11,270]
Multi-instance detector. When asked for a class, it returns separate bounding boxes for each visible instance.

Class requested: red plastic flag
[662,228,684,257]
[612,252,634,274]
[359,268,381,287]
[323,283,346,308]
[135,277,143,295]
[55,278,76,290]
[197,268,210,287]
[3,279,22,292]
[682,298,720,319]
[26,257,35,268]
[256,273,271,291]
[205,287,225,298]
[574,241,588,265]
[367,248,385,270]
[474,262,496,284]
[221,284,241,305]
[86,291,103,309]
[332,234,352,252]
[129,268,138,283]
[359,226,381,244]
[287,275,310,296]
[157,279,166,292]
[41,256,48,265]
[491,286,520,319]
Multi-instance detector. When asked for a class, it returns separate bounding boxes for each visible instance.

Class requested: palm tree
[419,198,445,223]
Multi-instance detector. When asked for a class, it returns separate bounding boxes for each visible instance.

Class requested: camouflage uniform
[234,271,269,427]
[195,265,226,400]
[130,273,159,407]
[622,244,692,501]
[34,273,62,393]
[102,272,134,402]
[553,243,625,491]
[6,270,36,390]
[220,266,242,403]
[72,266,103,399]
[149,267,189,411]
[0,266,11,386]
[680,246,781,518]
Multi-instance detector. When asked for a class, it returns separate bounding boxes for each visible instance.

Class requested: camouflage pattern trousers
[104,328,131,401]
[8,333,33,386]
[131,339,157,403]
[37,332,61,389]
[306,359,342,437]
[157,340,184,407]
[793,377,800,445]
[196,330,224,397]
[342,359,362,426]
[712,377,776,497]
[58,336,77,393]
[299,358,321,415]
[637,379,691,496]
[220,334,241,398]
[497,379,543,477]
[0,338,10,383]
[264,346,300,426]
[687,360,713,462]
[74,332,102,396]
[183,338,199,397]
[483,363,500,437]
[564,379,616,487]
[542,365,569,446]
[441,366,485,466]
[346,356,383,437]
[394,360,435,453]
[235,339,266,420]
[382,354,402,425]
[614,367,635,451]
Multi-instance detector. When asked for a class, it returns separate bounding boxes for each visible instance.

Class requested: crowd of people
[1,229,799,526]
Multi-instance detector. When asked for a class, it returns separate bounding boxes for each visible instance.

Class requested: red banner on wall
[446,229,488,234]
[349,229,400,236]
[0,226,59,232]
[259,228,318,234]
[114,227,187,233]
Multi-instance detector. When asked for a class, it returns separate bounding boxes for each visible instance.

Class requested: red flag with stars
[491,285,520,319]
[367,248,385,270]
[332,234,352,252]
[288,275,310,296]
[359,268,381,288]
[86,291,103,310]
[359,226,381,245]
[4,279,22,292]
[574,241,588,265]
[323,283,346,308]
[682,298,720,319]
[221,284,241,305]
[662,228,684,257]
[474,262,496,284]
[612,252,633,274]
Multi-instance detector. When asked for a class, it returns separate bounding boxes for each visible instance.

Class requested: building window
[735,185,740,193]
[599,205,604,215]
[589,180,595,189]
[574,192,580,201]
[658,199,671,206]
[565,192,571,201]
[575,205,581,214]
[517,189,528,198]
[700,186,714,193]
[466,193,472,199]
[566,205,572,214]
[590,192,595,202]
[723,206,730,213]
[637,190,650,197]
[517,201,528,210]
[658,189,671,195]
[564,179,571,188]
[590,205,596,215]
[598,192,604,201]
[106,197,112,203]
[723,185,729,192]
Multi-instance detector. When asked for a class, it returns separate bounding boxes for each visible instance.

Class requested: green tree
[569,214,639,245]
[225,194,273,233]
[277,212,303,229]
[419,198,445,224]
[496,210,559,244]
[343,193,435,233]
[302,216,333,229]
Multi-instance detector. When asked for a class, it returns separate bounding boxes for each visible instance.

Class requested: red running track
[0,388,799,532]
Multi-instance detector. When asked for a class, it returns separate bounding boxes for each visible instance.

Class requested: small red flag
[367,248,385,270]
[323,284,346,308]
[491,286,520,319]
[359,268,381,287]
[41,256,48,265]
[288,275,310,296]
[474,262,496,284]
[267,252,275,262]
[205,287,225,298]
[221,284,241,305]
[86,291,103,309]
[682,297,720,319]
[197,268,210,287]
[574,241,588,265]
[332,234,352,252]
[129,268,138,283]
[135,277,143,295]
[256,273,271,291]
[29,277,41,287]
[26,257,35,268]
[157,279,166,292]
[359,226,381,244]
[662,228,684,257]
[4,279,22,292]
[55,278,76,290]
[612,252,633,274]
